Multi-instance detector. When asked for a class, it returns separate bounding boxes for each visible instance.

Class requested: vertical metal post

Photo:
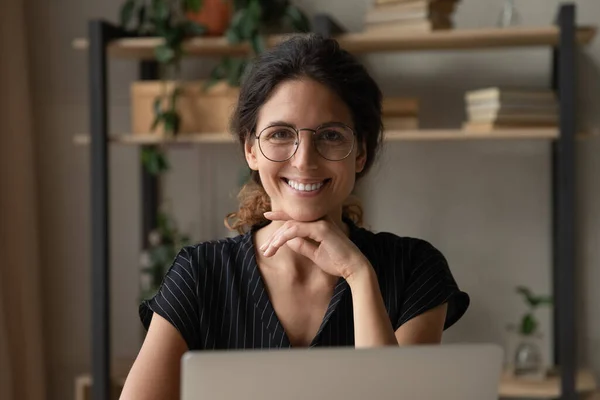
[89,20,122,400]
[553,4,577,399]
[550,38,560,371]
[89,20,110,400]
[139,61,160,248]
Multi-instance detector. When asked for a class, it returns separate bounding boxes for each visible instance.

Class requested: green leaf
[150,113,162,131]
[230,9,247,29]
[153,97,163,116]
[185,20,207,36]
[226,27,241,44]
[241,15,257,39]
[250,33,265,54]
[165,25,186,46]
[285,4,310,32]
[205,58,229,90]
[153,0,170,21]
[536,295,553,305]
[120,0,136,29]
[155,44,175,64]
[170,86,183,107]
[163,111,181,135]
[227,58,241,86]
[138,4,148,32]
[184,0,203,13]
[520,313,537,336]
[248,0,262,20]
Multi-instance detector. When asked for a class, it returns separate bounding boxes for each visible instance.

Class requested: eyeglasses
[255,122,356,162]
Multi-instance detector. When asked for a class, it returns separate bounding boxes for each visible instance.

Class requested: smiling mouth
[282,178,331,192]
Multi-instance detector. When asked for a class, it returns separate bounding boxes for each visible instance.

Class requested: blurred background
[1,0,599,399]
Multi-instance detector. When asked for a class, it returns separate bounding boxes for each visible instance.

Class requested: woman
[121,34,469,399]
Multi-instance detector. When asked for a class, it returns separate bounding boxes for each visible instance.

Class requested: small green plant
[515,286,553,336]
[139,209,191,300]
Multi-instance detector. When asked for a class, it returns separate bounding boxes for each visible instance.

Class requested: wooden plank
[73,129,562,146]
[384,128,559,141]
[498,369,597,398]
[71,26,596,58]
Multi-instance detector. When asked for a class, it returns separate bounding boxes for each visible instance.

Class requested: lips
[283,178,330,192]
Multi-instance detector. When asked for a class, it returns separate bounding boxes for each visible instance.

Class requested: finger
[263,225,298,257]
[263,211,293,221]
[264,222,327,257]
[285,237,319,261]
[259,221,290,251]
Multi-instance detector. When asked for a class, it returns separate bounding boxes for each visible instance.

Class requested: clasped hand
[259,211,371,281]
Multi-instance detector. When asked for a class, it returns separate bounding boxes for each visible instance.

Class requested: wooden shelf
[498,369,598,398]
[73,129,563,146]
[72,26,596,58]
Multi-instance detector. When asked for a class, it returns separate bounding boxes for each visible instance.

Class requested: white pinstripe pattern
[399,266,439,309]
[163,276,198,338]
[138,228,467,352]
[399,278,442,322]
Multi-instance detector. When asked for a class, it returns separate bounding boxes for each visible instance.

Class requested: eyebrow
[264,120,350,129]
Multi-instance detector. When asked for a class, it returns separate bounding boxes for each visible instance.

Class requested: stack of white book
[463,87,558,132]
[364,0,460,34]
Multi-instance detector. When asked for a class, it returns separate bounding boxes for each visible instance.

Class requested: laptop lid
[181,343,503,400]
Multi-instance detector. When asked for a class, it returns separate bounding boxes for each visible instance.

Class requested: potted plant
[139,208,191,301]
[207,0,310,88]
[506,286,553,379]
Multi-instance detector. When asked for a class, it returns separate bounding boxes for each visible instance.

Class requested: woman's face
[245,78,366,222]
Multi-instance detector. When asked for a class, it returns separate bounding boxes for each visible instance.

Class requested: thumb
[264,210,292,221]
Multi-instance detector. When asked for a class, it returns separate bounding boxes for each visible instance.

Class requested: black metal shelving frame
[87,4,581,399]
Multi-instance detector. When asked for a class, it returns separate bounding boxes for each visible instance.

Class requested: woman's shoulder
[350,223,446,265]
[175,232,254,273]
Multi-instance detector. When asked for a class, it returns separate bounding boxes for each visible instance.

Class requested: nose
[290,130,318,171]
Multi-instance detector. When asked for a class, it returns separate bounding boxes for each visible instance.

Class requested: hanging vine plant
[120,0,207,174]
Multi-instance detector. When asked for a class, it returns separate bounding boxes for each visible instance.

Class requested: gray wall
[26,0,600,399]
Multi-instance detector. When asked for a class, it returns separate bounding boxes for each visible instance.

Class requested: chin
[285,207,327,222]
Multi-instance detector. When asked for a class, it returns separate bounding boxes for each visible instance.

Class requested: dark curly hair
[225,33,384,233]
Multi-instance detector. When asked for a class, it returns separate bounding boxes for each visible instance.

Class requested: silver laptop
[181,343,503,400]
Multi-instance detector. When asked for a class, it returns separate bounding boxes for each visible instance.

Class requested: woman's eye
[274,130,291,138]
[320,130,343,141]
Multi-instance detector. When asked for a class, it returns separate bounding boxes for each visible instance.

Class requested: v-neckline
[246,219,358,348]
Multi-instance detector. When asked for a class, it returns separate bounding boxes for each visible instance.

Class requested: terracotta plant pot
[187,0,233,36]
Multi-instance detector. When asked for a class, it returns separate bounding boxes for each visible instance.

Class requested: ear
[244,135,259,171]
[355,140,367,173]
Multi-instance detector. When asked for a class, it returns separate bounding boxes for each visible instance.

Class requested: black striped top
[139,219,469,350]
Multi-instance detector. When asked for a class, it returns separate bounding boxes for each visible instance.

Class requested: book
[467,102,558,113]
[463,121,557,132]
[465,87,557,105]
[383,116,419,130]
[365,8,453,24]
[374,0,456,5]
[382,97,420,115]
[365,19,452,34]
[467,107,558,121]
[373,0,457,14]
[468,113,558,124]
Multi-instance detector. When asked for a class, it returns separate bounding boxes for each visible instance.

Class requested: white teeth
[286,179,325,192]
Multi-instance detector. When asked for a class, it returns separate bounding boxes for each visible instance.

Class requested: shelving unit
[73,128,562,145]
[76,5,597,400]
